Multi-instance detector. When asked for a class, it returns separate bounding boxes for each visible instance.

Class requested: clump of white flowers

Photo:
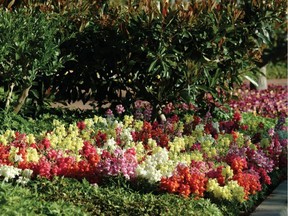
[0,165,33,184]
[136,146,176,183]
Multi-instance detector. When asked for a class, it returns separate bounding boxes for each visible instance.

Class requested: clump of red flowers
[160,164,207,198]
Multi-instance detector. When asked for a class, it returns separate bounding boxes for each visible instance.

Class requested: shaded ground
[51,79,287,110]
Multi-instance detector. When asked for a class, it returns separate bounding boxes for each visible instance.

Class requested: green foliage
[50,0,286,118]
[0,108,99,134]
[26,176,223,216]
[0,7,72,114]
[266,61,287,79]
[0,181,87,216]
[2,170,285,216]
[241,112,277,134]
[0,0,285,119]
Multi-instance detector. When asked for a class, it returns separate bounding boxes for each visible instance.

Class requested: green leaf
[148,59,158,73]
[244,75,259,87]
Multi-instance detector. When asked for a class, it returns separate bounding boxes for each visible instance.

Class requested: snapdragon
[136,147,175,183]
[206,179,245,203]
[0,165,33,184]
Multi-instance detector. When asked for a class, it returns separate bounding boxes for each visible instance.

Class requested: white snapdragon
[114,121,124,129]
[16,176,30,185]
[197,134,215,144]
[14,154,23,163]
[0,165,33,184]
[195,124,205,131]
[0,165,21,182]
[212,121,220,133]
[15,168,33,185]
[22,169,33,179]
[103,138,117,152]
[136,147,175,183]
[121,128,134,147]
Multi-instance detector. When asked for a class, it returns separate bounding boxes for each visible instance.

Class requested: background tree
[0,8,72,113]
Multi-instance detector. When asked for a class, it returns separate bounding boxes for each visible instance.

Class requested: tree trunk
[14,85,32,114]
[257,65,268,90]
[5,82,15,111]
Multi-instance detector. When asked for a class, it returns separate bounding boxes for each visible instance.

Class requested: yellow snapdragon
[9,146,20,162]
[134,120,143,131]
[205,147,217,158]
[124,140,136,150]
[228,180,246,203]
[249,142,257,150]
[189,150,203,161]
[206,179,245,203]
[26,147,40,163]
[68,124,79,136]
[152,146,164,155]
[84,118,94,128]
[81,130,92,142]
[47,133,59,149]
[134,141,145,161]
[93,116,107,126]
[216,134,232,155]
[193,124,205,137]
[222,165,234,179]
[62,136,84,153]
[183,135,197,149]
[235,132,245,148]
[54,124,67,137]
[168,137,185,153]
[174,122,184,134]
[148,138,157,150]
[260,138,270,148]
[46,123,84,154]
[0,130,16,146]
[123,115,134,128]
[169,152,192,165]
[106,128,116,138]
[26,134,36,145]
[218,135,231,148]
[0,134,8,146]
[183,114,194,123]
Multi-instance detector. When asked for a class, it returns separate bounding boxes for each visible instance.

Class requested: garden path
[251,180,287,216]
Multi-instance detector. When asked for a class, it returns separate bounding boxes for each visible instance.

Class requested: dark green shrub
[51,0,286,118]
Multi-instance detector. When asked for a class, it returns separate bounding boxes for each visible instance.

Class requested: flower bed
[230,84,288,118]
[0,111,286,201]
[0,84,287,215]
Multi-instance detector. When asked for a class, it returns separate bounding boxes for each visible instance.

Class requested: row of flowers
[0,108,287,203]
[230,84,288,118]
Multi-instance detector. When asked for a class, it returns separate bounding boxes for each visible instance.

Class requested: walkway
[251,180,287,216]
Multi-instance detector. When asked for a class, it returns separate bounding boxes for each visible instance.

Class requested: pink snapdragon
[97,148,138,179]
[115,104,125,114]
